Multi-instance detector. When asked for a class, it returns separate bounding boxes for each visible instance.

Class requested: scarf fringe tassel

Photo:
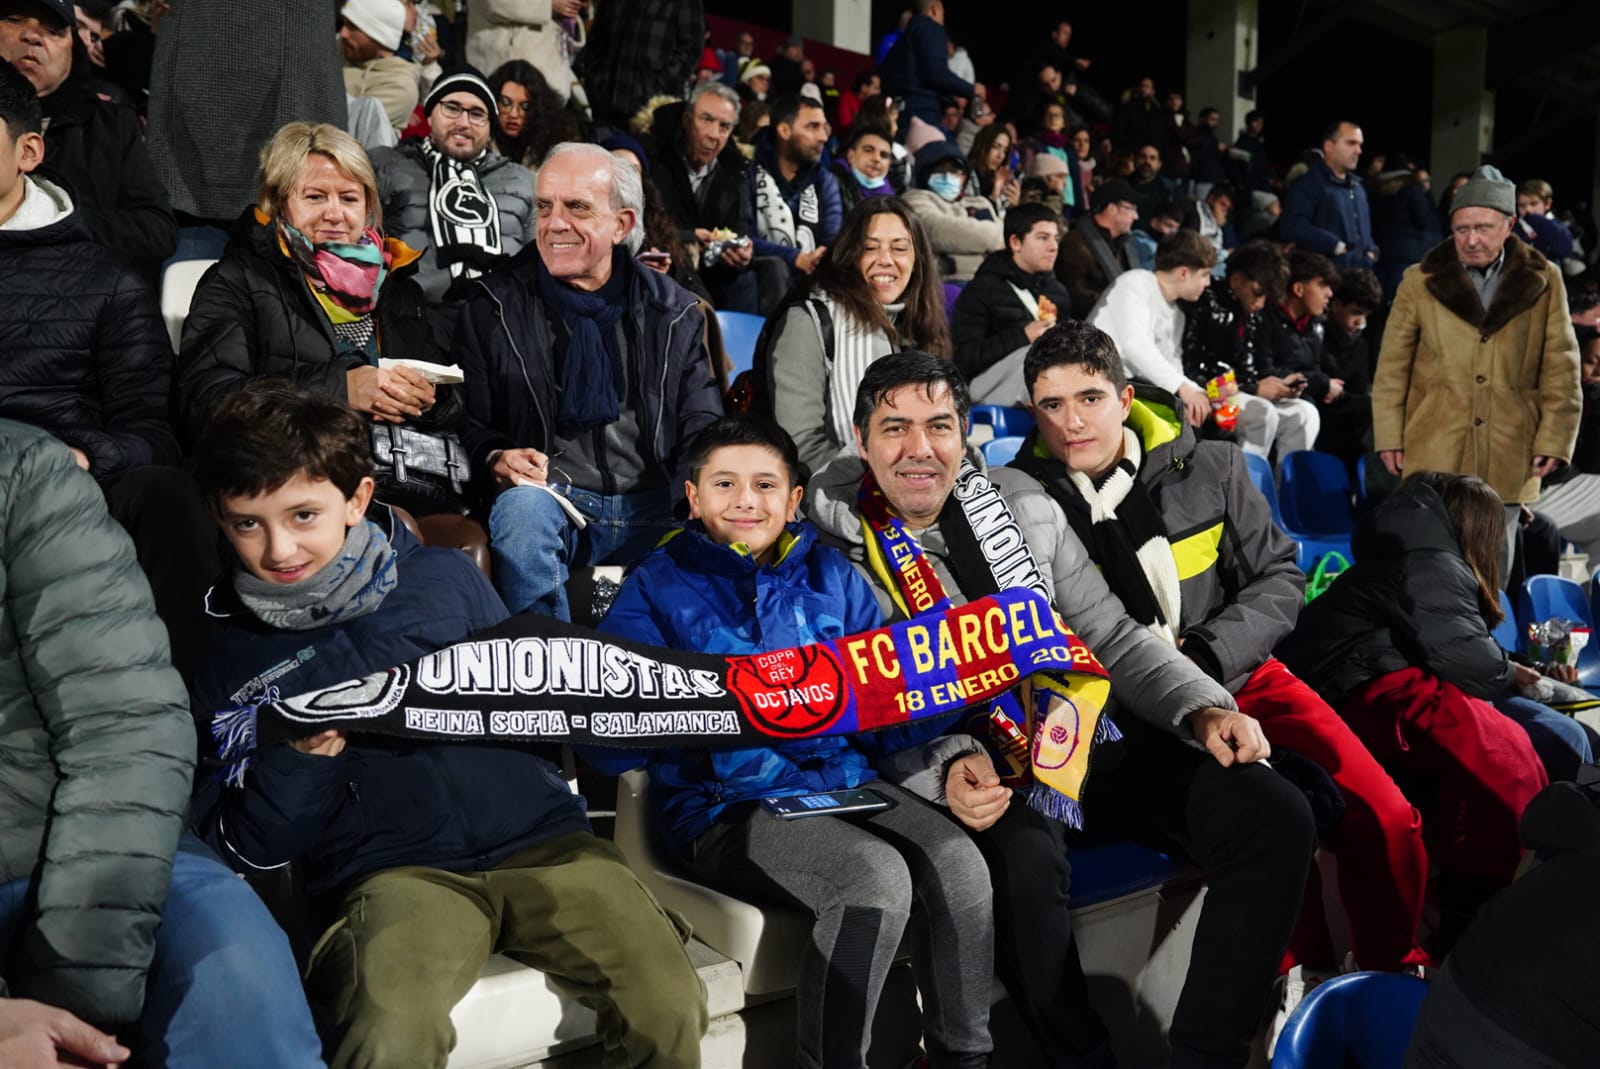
[1025,713,1122,829]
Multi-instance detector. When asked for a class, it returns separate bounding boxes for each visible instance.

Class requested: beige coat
[1373,236,1581,503]
[343,56,421,135]
[465,0,580,103]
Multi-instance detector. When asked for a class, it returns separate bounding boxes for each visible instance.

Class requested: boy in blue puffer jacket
[188,381,706,1069]
[597,414,994,1069]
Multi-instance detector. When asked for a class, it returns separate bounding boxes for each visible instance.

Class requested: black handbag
[370,422,471,514]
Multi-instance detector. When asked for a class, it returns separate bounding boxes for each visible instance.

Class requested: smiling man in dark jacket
[452,142,722,620]
[190,381,707,1069]
[949,202,1069,405]
[0,0,174,271]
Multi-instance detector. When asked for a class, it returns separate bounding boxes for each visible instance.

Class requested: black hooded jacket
[1276,479,1516,706]
[38,40,175,272]
[949,250,1069,379]
[0,175,178,478]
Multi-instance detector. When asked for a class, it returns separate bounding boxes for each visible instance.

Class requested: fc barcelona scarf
[857,461,1118,827]
[211,587,1110,816]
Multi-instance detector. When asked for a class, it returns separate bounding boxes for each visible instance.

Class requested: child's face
[685,445,802,563]
[216,474,375,585]
[1584,340,1600,385]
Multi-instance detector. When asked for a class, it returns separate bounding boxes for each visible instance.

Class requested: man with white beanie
[339,0,420,135]
[1374,163,1581,571]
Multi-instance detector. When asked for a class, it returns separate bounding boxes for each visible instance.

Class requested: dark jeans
[972,724,1316,1069]
[102,465,225,682]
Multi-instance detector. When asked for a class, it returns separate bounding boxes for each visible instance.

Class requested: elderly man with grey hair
[452,141,723,620]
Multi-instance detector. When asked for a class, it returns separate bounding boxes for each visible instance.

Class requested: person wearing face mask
[762,198,952,473]
[833,123,896,214]
[901,138,1002,281]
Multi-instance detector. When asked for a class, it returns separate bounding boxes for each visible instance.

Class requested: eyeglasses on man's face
[438,100,491,125]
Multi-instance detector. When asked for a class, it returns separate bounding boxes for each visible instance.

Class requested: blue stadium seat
[1271,971,1429,1069]
[969,405,1034,439]
[982,436,1024,467]
[1279,451,1355,536]
[1492,590,1520,655]
[1244,452,1350,573]
[1068,841,1182,907]
[1520,574,1600,688]
[1355,454,1368,502]
[715,310,765,380]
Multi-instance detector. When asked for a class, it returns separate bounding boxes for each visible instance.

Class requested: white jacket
[1088,269,1196,395]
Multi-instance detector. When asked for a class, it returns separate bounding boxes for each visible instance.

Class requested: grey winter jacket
[806,454,1237,740]
[0,421,193,1027]
[370,140,536,304]
[1013,388,1305,692]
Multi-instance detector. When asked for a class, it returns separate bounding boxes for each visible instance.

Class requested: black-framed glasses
[438,100,491,126]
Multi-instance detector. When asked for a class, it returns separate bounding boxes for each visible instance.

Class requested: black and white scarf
[417,139,502,283]
[1059,429,1182,645]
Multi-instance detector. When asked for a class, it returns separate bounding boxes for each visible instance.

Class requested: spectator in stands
[0,0,174,269]
[1069,124,1095,181]
[879,0,975,140]
[453,143,720,619]
[369,68,534,324]
[1160,91,1193,182]
[836,68,877,133]
[1279,472,1550,939]
[1374,165,1581,572]
[190,381,707,1069]
[949,202,1067,404]
[597,414,994,1069]
[1039,17,1090,75]
[833,122,896,215]
[1317,267,1382,470]
[747,94,839,300]
[0,415,325,1069]
[1013,67,1083,146]
[856,92,910,189]
[1128,144,1178,232]
[649,82,758,315]
[464,0,583,104]
[1111,76,1164,152]
[1515,178,1576,266]
[1021,151,1080,222]
[768,33,805,98]
[179,122,466,516]
[144,0,346,264]
[1186,183,1237,260]
[1225,248,1330,463]
[1530,327,1600,569]
[1189,106,1228,197]
[1089,229,1216,427]
[1230,110,1271,197]
[338,0,418,135]
[1281,121,1378,272]
[874,9,912,65]
[573,0,698,131]
[765,198,949,473]
[1131,199,1184,269]
[1179,240,1284,437]
[807,351,1315,1069]
[607,135,715,308]
[738,60,770,104]
[1370,152,1442,297]
[488,58,580,169]
[1017,321,1434,980]
[902,138,1002,282]
[967,124,1019,213]
[1058,177,1138,317]
[716,29,753,89]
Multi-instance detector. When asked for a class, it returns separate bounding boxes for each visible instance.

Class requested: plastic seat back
[1243,452,1284,527]
[969,404,1033,439]
[1279,450,1355,536]
[1271,971,1429,1069]
[982,436,1024,468]
[162,258,218,353]
[714,310,766,380]
[1520,574,1600,686]
[1492,590,1520,654]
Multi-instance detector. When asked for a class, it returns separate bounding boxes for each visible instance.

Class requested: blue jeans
[0,834,324,1068]
[488,484,676,620]
[1496,695,1596,782]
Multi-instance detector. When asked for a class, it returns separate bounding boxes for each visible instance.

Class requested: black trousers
[969,723,1316,1069]
[102,465,225,683]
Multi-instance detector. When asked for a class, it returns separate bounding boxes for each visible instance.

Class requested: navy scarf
[536,248,631,430]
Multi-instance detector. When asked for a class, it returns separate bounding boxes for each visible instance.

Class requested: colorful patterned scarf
[279,220,391,318]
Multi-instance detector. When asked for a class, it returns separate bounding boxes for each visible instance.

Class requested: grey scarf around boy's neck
[234,520,398,631]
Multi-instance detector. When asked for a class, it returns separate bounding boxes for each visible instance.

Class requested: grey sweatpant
[683,780,993,1069]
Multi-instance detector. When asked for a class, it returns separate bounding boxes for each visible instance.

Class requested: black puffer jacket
[39,59,176,273]
[1277,479,1516,706]
[0,176,179,478]
[1180,276,1267,387]
[176,210,449,444]
[949,250,1070,379]
[1256,302,1341,402]
[649,100,750,244]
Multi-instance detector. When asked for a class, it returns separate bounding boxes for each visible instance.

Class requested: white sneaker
[1265,964,1338,1058]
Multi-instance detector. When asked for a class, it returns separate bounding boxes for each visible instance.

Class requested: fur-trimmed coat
[1373,235,1581,503]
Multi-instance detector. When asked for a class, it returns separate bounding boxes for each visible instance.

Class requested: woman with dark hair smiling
[486,58,581,168]
[763,198,950,471]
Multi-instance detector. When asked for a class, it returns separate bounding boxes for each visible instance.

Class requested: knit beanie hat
[425,67,499,120]
[1026,153,1069,178]
[1452,165,1516,217]
[340,0,406,52]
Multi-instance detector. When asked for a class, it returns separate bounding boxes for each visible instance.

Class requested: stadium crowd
[1,0,1598,1067]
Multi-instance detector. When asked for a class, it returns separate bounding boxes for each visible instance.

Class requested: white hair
[689,80,741,114]
[541,141,645,254]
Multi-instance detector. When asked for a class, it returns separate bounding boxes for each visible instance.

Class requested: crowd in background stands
[3,0,1600,1067]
